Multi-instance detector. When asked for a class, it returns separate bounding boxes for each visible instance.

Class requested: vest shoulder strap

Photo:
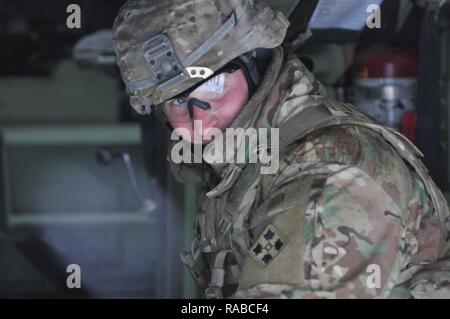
[275,102,449,227]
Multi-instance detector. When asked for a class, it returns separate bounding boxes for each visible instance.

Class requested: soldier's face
[162,69,249,144]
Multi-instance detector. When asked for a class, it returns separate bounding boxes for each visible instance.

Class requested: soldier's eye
[172,98,186,106]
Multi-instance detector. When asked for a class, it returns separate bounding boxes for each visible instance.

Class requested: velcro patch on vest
[250,225,286,267]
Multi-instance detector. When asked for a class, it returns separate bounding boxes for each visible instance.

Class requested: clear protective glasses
[153,62,241,124]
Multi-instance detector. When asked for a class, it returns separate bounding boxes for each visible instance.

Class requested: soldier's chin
[201,136,215,145]
[192,135,214,145]
[173,126,221,145]
[201,128,224,145]
[195,128,221,145]
[176,131,212,145]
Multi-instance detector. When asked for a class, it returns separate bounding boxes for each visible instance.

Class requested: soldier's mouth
[170,120,280,175]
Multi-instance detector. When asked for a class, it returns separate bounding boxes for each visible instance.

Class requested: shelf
[7,212,156,227]
[0,125,141,146]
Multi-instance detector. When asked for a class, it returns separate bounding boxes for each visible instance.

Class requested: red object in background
[400,111,417,144]
[355,47,419,79]
[352,47,419,142]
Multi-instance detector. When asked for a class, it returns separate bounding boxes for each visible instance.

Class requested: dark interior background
[0,0,449,298]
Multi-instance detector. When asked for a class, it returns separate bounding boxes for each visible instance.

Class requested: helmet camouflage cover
[113,0,290,114]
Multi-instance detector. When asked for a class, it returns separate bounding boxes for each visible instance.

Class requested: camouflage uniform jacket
[173,46,450,299]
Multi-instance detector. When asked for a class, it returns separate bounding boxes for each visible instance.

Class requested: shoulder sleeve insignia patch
[250,224,286,267]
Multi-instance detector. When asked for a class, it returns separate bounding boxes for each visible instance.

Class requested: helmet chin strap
[235,48,273,99]
[231,54,259,99]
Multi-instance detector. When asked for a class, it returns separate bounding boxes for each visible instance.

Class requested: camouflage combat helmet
[113,0,290,115]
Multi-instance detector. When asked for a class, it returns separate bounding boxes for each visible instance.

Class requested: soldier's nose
[192,106,217,122]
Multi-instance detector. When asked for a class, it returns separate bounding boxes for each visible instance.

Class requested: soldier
[113,0,450,298]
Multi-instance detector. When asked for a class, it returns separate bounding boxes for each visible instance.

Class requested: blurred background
[0,0,449,298]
